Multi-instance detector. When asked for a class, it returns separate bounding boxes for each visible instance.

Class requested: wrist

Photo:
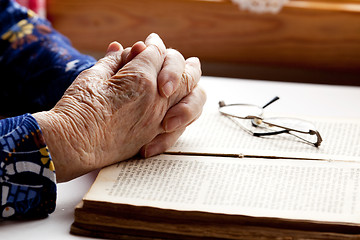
[33,110,95,182]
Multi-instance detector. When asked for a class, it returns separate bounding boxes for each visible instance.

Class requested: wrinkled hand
[34,34,206,182]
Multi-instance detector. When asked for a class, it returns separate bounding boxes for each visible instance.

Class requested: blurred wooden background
[47,0,360,85]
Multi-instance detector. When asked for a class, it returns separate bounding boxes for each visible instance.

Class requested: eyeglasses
[218,97,323,147]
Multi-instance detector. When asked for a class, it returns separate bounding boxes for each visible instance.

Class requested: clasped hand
[34,33,206,182]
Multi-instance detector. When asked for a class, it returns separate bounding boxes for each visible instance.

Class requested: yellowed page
[85,154,360,225]
[167,109,360,162]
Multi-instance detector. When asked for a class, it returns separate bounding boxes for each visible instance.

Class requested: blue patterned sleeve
[0,0,96,117]
[0,0,99,219]
[0,113,56,219]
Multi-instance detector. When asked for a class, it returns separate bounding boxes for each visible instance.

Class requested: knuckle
[187,57,202,76]
[121,47,131,62]
[197,86,207,102]
[179,102,193,120]
[181,71,194,95]
[165,70,180,83]
[149,44,165,61]
[167,48,184,60]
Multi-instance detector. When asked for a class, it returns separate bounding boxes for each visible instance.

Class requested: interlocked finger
[168,57,202,108]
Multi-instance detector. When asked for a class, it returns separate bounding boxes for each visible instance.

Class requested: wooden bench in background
[47,0,360,85]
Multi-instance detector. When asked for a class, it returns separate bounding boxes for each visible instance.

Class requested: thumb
[116,33,166,81]
[86,41,124,80]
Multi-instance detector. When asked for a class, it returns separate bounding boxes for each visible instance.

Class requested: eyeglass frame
[218,98,323,148]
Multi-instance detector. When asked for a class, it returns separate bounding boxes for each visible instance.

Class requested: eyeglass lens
[220,104,264,119]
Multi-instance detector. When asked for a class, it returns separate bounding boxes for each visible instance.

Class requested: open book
[71,107,360,239]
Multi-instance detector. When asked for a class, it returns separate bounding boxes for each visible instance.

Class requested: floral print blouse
[0,0,96,219]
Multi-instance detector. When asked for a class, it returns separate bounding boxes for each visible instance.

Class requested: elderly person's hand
[33,33,206,182]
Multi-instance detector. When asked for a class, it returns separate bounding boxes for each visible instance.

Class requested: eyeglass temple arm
[253,129,289,137]
[262,96,280,109]
[219,97,279,109]
[254,129,322,148]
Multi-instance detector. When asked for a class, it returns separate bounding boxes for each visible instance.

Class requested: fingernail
[188,57,200,64]
[165,117,181,132]
[148,33,159,40]
[145,33,161,46]
[106,42,121,54]
[162,81,174,98]
[143,144,160,158]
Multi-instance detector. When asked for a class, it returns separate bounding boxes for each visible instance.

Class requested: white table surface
[1,76,360,240]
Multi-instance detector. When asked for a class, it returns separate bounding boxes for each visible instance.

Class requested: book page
[85,154,360,225]
[167,108,360,162]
